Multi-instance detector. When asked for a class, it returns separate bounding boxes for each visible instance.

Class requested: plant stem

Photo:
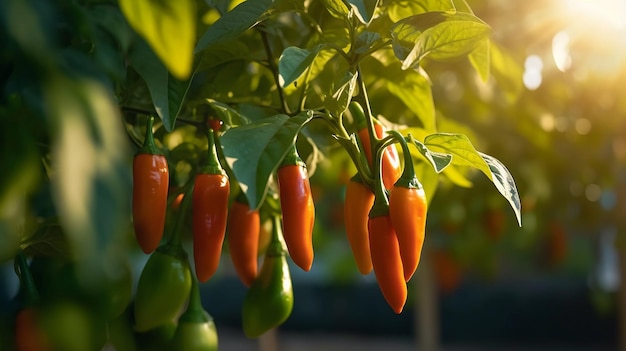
[260,29,291,115]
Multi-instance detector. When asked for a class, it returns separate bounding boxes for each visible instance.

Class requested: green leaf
[348,0,379,24]
[195,0,273,53]
[220,112,314,209]
[408,136,452,173]
[325,71,358,116]
[387,0,454,22]
[203,99,250,127]
[391,11,491,69]
[490,42,523,103]
[479,152,522,226]
[119,0,196,79]
[320,0,349,18]
[354,31,382,55]
[128,39,193,132]
[424,133,521,225]
[45,77,131,266]
[197,41,251,72]
[278,46,321,88]
[424,133,489,171]
[468,39,490,82]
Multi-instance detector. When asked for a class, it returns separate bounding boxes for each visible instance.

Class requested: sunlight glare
[552,31,572,72]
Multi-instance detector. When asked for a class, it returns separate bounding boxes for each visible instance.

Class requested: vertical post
[258,328,279,351]
[414,244,440,351]
[618,243,626,351]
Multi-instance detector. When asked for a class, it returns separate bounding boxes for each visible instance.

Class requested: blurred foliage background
[1,0,626,350]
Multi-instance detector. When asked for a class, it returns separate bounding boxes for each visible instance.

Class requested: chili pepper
[134,244,192,332]
[14,251,51,351]
[227,193,260,287]
[171,278,218,351]
[368,207,407,314]
[277,145,315,272]
[387,130,427,282]
[193,129,230,282]
[344,174,374,274]
[350,102,401,189]
[242,217,294,338]
[133,115,169,254]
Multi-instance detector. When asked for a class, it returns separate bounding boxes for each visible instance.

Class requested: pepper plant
[0,0,522,348]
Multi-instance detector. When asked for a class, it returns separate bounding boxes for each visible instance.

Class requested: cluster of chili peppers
[344,102,428,314]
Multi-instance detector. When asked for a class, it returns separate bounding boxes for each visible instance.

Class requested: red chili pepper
[387,130,427,282]
[227,195,260,287]
[277,146,315,272]
[193,130,230,282]
[344,174,374,274]
[368,206,407,314]
[133,116,169,254]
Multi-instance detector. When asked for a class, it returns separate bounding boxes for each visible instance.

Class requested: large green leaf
[325,70,358,116]
[119,0,195,79]
[387,0,454,22]
[391,11,491,69]
[195,0,273,53]
[128,39,193,132]
[408,136,452,173]
[468,39,490,82]
[347,0,379,25]
[278,46,321,88]
[424,133,521,225]
[220,112,314,210]
[203,99,250,127]
[320,0,349,18]
[45,77,131,266]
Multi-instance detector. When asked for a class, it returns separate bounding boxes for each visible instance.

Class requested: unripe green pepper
[134,244,192,332]
[242,217,294,338]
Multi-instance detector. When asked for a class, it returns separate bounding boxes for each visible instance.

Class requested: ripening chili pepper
[171,279,219,351]
[133,116,169,254]
[350,102,401,189]
[242,217,294,338]
[387,130,427,282]
[277,145,315,272]
[227,193,260,287]
[193,129,230,283]
[344,174,374,274]
[368,209,407,314]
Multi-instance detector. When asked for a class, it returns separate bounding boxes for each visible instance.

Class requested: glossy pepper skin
[387,130,428,282]
[242,217,294,338]
[133,116,169,254]
[227,197,260,287]
[134,244,192,332]
[192,129,230,283]
[344,175,374,274]
[368,212,407,314]
[389,184,427,282]
[277,147,315,271]
[350,102,401,189]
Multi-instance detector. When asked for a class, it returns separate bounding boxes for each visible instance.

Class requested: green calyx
[280,144,306,169]
[368,196,390,219]
[137,116,164,156]
[201,130,225,175]
[179,278,211,324]
[156,242,189,262]
[266,216,287,257]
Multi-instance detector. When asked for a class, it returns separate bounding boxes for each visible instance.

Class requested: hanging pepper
[387,131,427,282]
[277,145,315,272]
[193,128,230,282]
[343,174,374,274]
[134,185,194,332]
[171,278,219,351]
[367,140,407,314]
[133,115,169,254]
[350,101,401,189]
[241,216,294,338]
[227,193,260,287]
